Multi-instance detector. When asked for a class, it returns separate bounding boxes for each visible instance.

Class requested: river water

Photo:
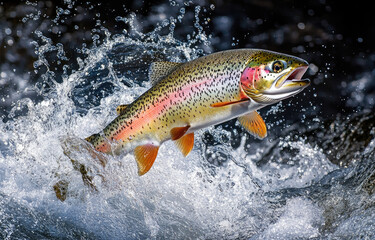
[0,1,374,239]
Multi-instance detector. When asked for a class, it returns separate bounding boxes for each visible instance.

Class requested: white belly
[189,100,263,133]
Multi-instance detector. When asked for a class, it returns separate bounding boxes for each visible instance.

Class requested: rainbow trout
[85,49,309,175]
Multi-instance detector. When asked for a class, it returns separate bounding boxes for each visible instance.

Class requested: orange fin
[238,111,267,139]
[211,98,249,107]
[134,144,159,176]
[116,104,129,115]
[174,133,194,157]
[170,125,190,140]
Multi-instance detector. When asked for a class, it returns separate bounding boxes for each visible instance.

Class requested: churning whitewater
[0,1,375,239]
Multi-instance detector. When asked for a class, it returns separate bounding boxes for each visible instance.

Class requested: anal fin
[174,133,194,157]
[238,111,267,139]
[134,144,159,176]
[170,125,190,140]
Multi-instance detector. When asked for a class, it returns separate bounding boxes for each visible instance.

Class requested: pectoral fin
[211,98,249,107]
[116,104,129,115]
[170,125,190,140]
[174,133,194,157]
[238,111,267,139]
[134,144,159,176]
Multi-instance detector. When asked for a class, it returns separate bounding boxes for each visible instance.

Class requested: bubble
[5,28,12,35]
[6,38,14,46]
[0,72,7,78]
[297,22,305,30]
[256,18,263,25]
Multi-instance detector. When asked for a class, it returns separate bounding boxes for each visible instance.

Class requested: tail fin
[85,133,111,153]
[85,133,100,144]
[57,135,109,201]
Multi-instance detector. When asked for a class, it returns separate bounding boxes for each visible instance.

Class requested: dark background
[1,0,375,120]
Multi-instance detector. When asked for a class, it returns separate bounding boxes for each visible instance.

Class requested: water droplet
[7,39,14,46]
[5,28,12,35]
[297,22,305,30]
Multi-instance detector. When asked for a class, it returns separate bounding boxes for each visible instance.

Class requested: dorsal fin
[149,61,182,85]
[116,104,129,115]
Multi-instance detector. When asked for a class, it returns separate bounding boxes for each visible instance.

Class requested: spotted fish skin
[85,49,309,175]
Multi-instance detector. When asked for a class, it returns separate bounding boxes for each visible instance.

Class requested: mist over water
[1,0,375,239]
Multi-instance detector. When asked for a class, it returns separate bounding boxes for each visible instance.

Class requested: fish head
[240,50,310,104]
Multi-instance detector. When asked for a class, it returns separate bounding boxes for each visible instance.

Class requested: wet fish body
[86,49,310,175]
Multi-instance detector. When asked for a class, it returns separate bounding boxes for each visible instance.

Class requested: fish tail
[85,133,100,144]
[85,133,111,153]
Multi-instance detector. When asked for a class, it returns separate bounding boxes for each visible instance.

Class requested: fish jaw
[260,65,310,101]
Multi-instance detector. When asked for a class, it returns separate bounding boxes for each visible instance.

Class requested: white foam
[256,197,324,239]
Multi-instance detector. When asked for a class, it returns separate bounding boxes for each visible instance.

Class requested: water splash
[0,1,375,239]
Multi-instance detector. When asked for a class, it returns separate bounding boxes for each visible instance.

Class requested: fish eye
[272,60,284,73]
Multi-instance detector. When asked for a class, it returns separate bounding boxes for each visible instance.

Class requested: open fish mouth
[263,66,310,97]
[276,66,309,87]
[242,65,310,104]
[241,65,310,104]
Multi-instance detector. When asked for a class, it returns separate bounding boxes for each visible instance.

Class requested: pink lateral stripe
[111,77,217,143]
